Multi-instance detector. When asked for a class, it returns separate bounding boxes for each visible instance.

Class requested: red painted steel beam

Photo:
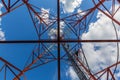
[109,69,115,80]
[118,0,120,3]
[76,56,120,80]
[0,3,24,17]
[0,57,21,72]
[72,0,105,27]
[13,48,56,80]
[107,69,109,80]
[1,0,21,12]
[22,0,48,26]
[1,0,8,11]
[94,61,120,76]
[75,55,97,80]
[92,0,120,25]
[97,8,120,25]
[8,0,10,12]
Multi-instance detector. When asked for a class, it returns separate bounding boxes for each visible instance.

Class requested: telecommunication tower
[0,0,120,80]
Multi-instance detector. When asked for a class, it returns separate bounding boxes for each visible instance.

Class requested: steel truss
[0,0,120,80]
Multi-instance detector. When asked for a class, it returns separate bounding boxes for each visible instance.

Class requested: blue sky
[0,0,120,80]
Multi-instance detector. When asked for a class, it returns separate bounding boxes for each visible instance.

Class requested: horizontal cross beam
[0,39,120,43]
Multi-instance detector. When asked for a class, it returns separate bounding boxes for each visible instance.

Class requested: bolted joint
[22,0,29,4]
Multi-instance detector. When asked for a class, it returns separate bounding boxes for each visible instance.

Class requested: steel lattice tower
[0,0,120,80]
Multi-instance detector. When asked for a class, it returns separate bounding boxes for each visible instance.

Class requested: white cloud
[66,67,79,80]
[60,0,83,13]
[40,8,50,24]
[0,3,5,40]
[77,9,86,16]
[35,8,50,25]
[81,4,120,79]
[0,29,5,40]
[48,21,65,39]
